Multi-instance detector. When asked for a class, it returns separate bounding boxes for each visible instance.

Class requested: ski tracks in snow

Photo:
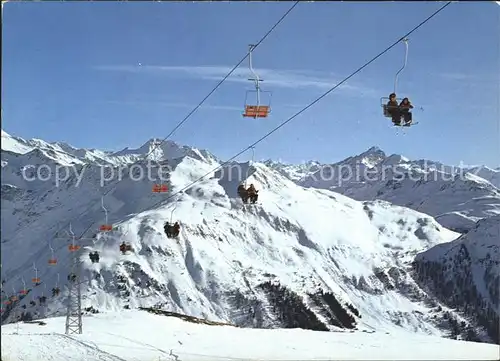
[1,332,127,361]
[58,334,128,361]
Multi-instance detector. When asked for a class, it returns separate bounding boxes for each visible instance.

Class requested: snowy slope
[263,159,322,182]
[412,215,500,343]
[1,132,498,345]
[468,165,500,188]
[296,147,500,233]
[2,310,499,361]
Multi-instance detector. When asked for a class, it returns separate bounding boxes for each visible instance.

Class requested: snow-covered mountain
[293,146,500,233]
[263,159,322,182]
[412,215,500,343]
[1,130,218,167]
[1,131,498,346]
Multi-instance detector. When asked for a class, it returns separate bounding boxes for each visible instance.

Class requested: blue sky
[2,1,499,167]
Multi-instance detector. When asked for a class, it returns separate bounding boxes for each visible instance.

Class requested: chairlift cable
[48,1,299,242]
[143,1,452,211]
[142,1,299,160]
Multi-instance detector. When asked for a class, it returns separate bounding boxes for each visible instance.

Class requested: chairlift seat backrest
[380,96,405,118]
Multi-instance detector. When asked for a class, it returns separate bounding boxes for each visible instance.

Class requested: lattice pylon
[65,249,82,334]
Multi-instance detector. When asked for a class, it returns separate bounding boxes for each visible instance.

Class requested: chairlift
[381,38,418,127]
[243,44,272,118]
[152,184,168,193]
[150,139,169,193]
[68,224,81,252]
[52,274,61,296]
[99,197,113,231]
[19,278,28,295]
[48,242,57,265]
[32,263,41,285]
[10,287,18,301]
[164,204,180,239]
[119,242,133,254]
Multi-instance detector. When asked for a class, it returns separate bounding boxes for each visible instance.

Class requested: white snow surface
[2,310,499,361]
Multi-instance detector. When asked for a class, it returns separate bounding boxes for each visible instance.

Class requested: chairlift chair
[99,224,113,232]
[68,244,80,252]
[48,243,57,265]
[242,44,272,119]
[152,184,168,193]
[380,38,419,127]
[243,91,272,118]
[381,96,403,118]
[100,197,114,231]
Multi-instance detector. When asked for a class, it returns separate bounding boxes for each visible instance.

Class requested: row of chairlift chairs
[1,222,87,312]
[1,263,60,314]
[88,197,180,265]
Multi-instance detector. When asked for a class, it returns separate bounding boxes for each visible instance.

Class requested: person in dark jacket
[119,242,130,254]
[246,184,259,204]
[386,93,401,125]
[172,222,180,237]
[237,184,248,203]
[399,97,413,125]
[164,222,172,237]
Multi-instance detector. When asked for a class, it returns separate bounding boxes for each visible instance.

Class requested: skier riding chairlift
[381,38,418,127]
[164,221,180,238]
[237,183,259,204]
[89,251,100,263]
[119,241,132,254]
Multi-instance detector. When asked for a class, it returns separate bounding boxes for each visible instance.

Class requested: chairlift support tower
[65,223,82,335]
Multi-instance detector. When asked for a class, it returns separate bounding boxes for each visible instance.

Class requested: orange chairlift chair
[149,139,169,193]
[99,197,113,232]
[243,44,272,119]
[48,242,57,265]
[68,223,81,252]
[32,263,41,285]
